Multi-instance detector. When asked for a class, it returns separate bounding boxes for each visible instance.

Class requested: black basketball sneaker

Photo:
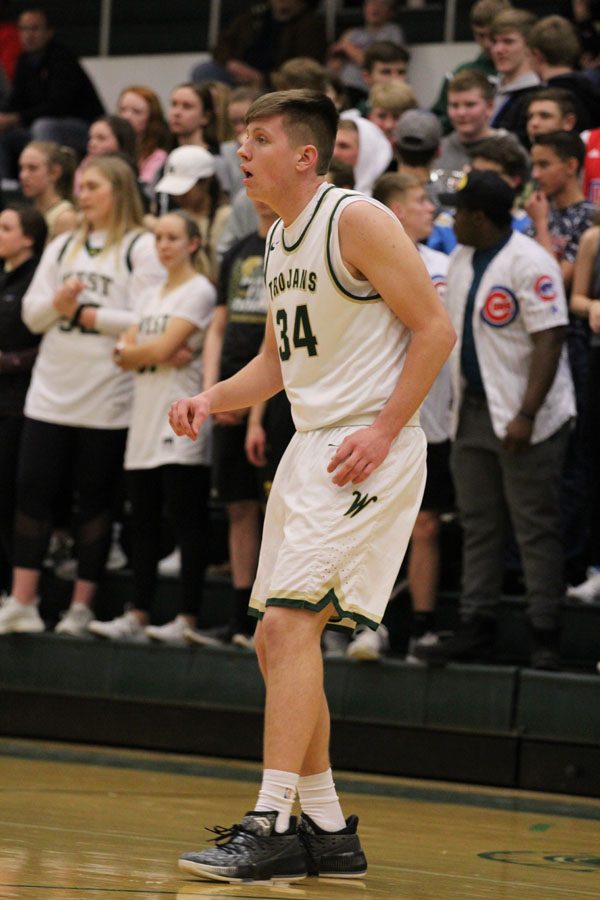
[298,813,368,877]
[178,811,307,883]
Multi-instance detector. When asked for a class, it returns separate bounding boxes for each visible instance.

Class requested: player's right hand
[168,394,211,440]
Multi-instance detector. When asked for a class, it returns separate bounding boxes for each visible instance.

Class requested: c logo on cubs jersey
[534,274,557,302]
[481,286,519,328]
[431,274,447,299]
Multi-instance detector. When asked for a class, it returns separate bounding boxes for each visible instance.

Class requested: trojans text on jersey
[267,267,317,300]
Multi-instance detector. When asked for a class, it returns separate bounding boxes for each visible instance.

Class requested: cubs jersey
[22,229,165,429]
[417,243,451,444]
[446,231,575,443]
[263,183,417,432]
[124,274,216,470]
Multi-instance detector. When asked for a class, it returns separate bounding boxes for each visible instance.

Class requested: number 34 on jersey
[275,304,318,360]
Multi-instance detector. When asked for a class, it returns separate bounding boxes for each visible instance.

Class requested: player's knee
[261,606,322,654]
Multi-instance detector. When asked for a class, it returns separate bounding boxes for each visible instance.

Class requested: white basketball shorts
[249,423,426,632]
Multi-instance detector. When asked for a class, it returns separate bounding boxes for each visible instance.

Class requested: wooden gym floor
[0,738,599,899]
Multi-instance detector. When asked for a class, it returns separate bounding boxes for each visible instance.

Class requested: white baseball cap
[155,145,216,195]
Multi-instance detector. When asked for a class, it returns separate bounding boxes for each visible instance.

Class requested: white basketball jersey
[264,183,415,432]
[23,229,164,429]
[124,274,216,470]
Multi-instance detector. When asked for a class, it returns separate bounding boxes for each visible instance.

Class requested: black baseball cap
[438,170,515,218]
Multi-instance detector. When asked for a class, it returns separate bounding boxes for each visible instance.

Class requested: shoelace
[207,823,244,845]
[206,823,263,853]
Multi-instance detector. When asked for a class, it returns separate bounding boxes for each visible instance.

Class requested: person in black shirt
[0,203,47,590]
[0,5,104,178]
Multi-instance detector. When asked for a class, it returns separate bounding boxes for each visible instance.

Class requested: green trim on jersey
[326,195,381,303]
[280,184,337,254]
[262,219,282,288]
[249,587,381,633]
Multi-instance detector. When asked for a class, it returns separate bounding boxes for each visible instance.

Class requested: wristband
[70,303,93,328]
[70,304,85,327]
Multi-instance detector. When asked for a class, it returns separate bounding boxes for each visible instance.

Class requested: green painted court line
[1,739,599,823]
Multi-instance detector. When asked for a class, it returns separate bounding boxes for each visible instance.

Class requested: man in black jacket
[0,5,104,178]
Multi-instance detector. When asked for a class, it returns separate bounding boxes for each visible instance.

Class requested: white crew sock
[297,768,347,832]
[254,768,299,833]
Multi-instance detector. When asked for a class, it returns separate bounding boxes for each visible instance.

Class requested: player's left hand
[503,414,533,452]
[327,425,392,486]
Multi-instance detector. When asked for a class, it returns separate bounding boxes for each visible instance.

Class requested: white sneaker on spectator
[185,623,233,647]
[55,602,94,636]
[0,595,45,634]
[347,624,389,661]
[566,568,600,604]
[405,630,442,665]
[158,547,181,577]
[88,611,148,642]
[231,631,255,651]
[145,616,189,644]
[322,630,350,658]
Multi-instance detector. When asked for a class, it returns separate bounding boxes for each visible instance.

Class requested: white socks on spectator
[255,769,299,833]
[297,768,347,832]
[255,767,347,833]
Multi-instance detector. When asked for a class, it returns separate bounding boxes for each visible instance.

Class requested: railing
[97,0,458,56]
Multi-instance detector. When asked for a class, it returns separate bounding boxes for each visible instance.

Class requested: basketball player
[169,89,455,884]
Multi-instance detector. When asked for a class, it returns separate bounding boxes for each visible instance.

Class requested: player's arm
[328,201,456,486]
[202,304,227,390]
[169,309,283,440]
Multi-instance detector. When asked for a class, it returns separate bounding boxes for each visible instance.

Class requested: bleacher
[35,0,562,57]
[1,561,599,798]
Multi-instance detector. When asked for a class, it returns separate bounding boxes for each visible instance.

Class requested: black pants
[587,345,600,564]
[0,414,24,587]
[14,418,127,582]
[126,465,210,615]
[451,395,569,631]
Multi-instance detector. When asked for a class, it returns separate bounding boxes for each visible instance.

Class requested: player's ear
[296,143,319,172]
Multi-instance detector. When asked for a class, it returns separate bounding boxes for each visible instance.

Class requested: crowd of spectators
[0,0,599,671]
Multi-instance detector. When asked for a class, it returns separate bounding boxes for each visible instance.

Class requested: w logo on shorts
[344,490,378,518]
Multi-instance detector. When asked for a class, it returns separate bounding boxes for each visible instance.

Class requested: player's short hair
[364,41,410,72]
[368,81,417,116]
[469,0,512,28]
[533,130,585,173]
[372,171,422,208]
[490,8,537,40]
[448,69,495,102]
[246,89,338,175]
[469,135,530,184]
[527,15,581,68]
[526,87,577,120]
